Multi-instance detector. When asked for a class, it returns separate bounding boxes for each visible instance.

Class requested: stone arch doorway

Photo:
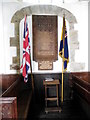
[10,5,83,72]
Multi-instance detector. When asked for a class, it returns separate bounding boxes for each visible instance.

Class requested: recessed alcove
[10,5,85,72]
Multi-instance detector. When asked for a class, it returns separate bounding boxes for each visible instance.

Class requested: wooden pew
[72,72,90,119]
[72,72,90,103]
[0,75,32,119]
[0,97,17,119]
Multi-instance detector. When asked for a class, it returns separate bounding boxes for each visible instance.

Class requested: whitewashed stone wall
[10,4,85,73]
[0,0,89,74]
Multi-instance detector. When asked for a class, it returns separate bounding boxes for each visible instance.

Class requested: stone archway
[10,5,84,72]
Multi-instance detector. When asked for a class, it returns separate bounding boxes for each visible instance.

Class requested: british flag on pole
[20,15,31,82]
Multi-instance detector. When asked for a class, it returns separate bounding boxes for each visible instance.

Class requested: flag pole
[30,55,34,92]
[61,15,65,103]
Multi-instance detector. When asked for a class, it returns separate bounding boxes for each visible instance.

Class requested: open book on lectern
[45,78,54,81]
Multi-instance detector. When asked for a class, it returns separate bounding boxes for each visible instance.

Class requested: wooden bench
[72,72,90,119]
[0,75,32,119]
[72,72,90,103]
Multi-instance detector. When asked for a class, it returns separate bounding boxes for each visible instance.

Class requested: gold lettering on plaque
[38,61,53,70]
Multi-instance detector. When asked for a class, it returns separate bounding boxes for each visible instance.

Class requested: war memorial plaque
[32,15,58,70]
[38,61,53,70]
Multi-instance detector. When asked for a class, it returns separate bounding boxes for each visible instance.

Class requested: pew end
[0,75,32,119]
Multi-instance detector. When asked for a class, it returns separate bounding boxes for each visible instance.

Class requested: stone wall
[10,5,85,72]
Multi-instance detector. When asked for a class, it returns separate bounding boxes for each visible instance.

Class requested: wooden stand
[43,79,61,113]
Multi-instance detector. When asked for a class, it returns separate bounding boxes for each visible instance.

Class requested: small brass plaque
[38,61,53,70]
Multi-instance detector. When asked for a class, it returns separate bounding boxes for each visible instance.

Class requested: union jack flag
[20,15,31,82]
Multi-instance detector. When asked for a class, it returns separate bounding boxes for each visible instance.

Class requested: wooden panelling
[72,72,90,103]
[0,75,2,91]
[0,72,78,104]
[33,73,71,103]
[0,74,20,91]
[72,72,90,83]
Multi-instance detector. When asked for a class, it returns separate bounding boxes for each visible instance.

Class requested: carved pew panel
[0,97,17,119]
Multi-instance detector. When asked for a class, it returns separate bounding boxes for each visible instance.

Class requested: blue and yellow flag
[59,20,69,71]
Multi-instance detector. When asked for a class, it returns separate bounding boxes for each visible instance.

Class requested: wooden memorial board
[32,15,58,70]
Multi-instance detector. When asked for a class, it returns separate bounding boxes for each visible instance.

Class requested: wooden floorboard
[27,99,89,120]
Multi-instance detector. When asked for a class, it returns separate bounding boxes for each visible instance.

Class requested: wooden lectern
[43,79,61,113]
